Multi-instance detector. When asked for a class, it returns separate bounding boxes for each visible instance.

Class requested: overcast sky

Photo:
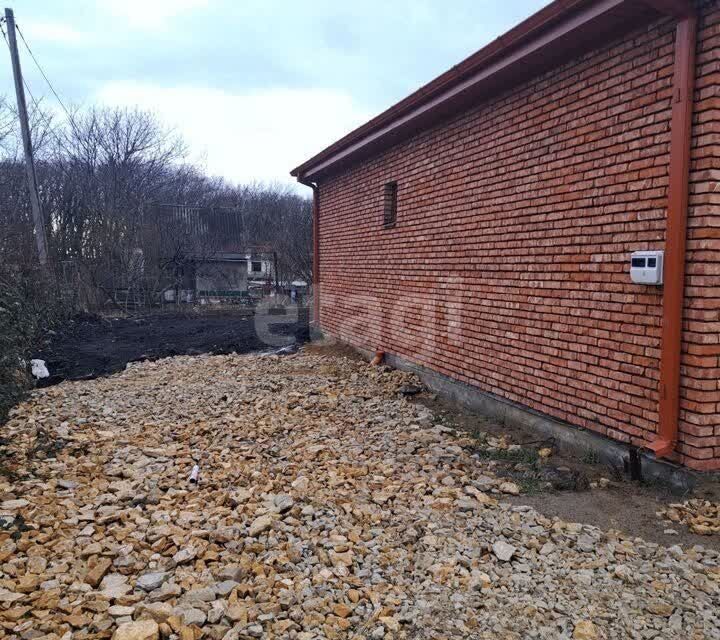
[2,0,547,188]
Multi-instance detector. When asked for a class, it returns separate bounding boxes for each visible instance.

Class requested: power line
[3,17,82,147]
[0,19,79,182]
[2,18,121,199]
[14,23,78,129]
[2,17,88,160]
[8,29,122,211]
[0,18,48,127]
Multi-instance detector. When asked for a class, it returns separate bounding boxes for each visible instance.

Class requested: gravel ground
[0,350,718,640]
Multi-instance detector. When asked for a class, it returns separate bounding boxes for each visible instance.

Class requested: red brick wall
[682,0,720,470]
[316,0,720,470]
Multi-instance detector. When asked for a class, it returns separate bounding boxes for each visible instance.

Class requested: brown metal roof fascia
[292,0,660,181]
[637,0,695,18]
[292,0,590,179]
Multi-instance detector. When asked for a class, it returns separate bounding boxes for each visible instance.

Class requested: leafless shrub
[0,264,66,422]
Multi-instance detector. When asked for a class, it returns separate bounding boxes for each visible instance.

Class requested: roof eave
[291,0,669,182]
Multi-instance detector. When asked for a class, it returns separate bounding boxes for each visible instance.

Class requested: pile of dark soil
[32,307,309,386]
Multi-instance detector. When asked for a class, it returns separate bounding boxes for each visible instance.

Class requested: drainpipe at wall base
[297,177,320,327]
[645,2,697,459]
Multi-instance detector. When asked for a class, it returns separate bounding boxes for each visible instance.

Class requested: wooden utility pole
[4,7,49,266]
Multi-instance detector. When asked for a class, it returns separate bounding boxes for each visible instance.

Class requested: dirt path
[1,348,718,639]
[412,391,720,552]
[33,308,309,385]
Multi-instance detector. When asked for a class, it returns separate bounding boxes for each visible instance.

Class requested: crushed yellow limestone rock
[0,348,715,639]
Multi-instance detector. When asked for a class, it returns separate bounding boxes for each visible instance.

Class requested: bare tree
[1,101,314,309]
[237,182,313,285]
[0,96,14,152]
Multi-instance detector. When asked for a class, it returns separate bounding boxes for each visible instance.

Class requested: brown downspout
[644,1,697,458]
[298,177,320,327]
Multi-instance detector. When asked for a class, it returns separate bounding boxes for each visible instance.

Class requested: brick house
[292,0,719,471]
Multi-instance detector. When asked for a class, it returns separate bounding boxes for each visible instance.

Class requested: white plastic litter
[31,359,49,379]
[189,465,200,484]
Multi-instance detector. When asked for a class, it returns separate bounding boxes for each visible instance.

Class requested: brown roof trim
[638,0,695,18]
[291,0,669,181]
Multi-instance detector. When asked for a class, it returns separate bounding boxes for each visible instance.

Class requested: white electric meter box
[630,251,663,285]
